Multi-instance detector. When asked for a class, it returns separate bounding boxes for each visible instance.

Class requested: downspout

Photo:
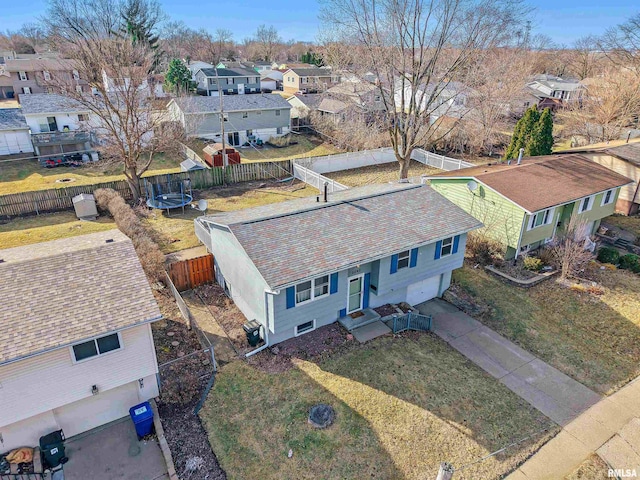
[245,288,276,357]
[514,213,528,260]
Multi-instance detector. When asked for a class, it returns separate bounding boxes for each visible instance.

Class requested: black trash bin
[39,430,68,470]
[243,320,261,347]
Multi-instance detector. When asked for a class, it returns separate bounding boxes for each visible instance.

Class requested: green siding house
[425,154,633,259]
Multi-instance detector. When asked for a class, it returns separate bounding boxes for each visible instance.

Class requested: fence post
[393,315,397,333]
[436,462,454,480]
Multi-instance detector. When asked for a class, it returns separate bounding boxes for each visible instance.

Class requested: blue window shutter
[390,254,399,274]
[409,248,418,268]
[286,286,295,309]
[330,272,338,294]
[363,273,370,309]
[339,308,346,318]
[434,240,442,260]
[452,235,460,254]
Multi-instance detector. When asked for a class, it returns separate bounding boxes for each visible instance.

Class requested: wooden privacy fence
[168,254,215,292]
[0,159,293,217]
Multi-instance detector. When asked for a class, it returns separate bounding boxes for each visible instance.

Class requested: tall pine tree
[164,59,195,94]
[503,106,540,160]
[525,108,554,156]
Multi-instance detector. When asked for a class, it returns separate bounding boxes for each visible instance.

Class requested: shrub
[466,232,505,266]
[619,254,640,273]
[538,247,554,266]
[523,256,543,272]
[597,247,620,265]
[94,188,165,282]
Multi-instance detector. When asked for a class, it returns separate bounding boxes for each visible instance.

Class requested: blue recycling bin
[129,402,154,439]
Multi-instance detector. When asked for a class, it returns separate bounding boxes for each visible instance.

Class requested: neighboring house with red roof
[425,154,633,259]
[194,183,481,345]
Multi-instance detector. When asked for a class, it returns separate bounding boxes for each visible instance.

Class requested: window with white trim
[295,275,329,305]
[275,109,281,116]
[242,111,248,118]
[72,332,122,362]
[18,71,28,81]
[72,69,80,80]
[43,70,51,81]
[528,208,554,230]
[276,127,283,134]
[78,113,89,122]
[601,189,615,206]
[295,319,316,336]
[440,237,453,257]
[75,85,83,93]
[398,250,410,270]
[579,195,593,213]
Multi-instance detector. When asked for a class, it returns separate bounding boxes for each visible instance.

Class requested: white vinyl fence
[292,163,349,193]
[411,148,474,171]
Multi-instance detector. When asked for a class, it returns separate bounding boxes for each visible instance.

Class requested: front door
[347,275,364,314]
[227,132,239,146]
[237,83,245,94]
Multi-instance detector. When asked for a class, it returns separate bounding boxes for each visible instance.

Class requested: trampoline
[144,175,193,214]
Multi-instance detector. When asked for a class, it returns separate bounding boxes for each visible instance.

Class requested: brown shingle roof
[603,144,640,168]
[0,230,161,365]
[427,154,633,212]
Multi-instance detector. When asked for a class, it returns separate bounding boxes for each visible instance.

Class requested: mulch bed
[196,284,251,355]
[491,258,539,280]
[247,323,353,373]
[373,304,397,317]
[152,292,226,480]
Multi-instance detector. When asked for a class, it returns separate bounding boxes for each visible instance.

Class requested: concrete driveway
[416,298,601,426]
[63,417,168,480]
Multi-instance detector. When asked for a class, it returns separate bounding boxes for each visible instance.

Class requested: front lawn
[0,211,116,249]
[323,160,442,186]
[0,152,182,195]
[201,334,556,480]
[453,263,640,395]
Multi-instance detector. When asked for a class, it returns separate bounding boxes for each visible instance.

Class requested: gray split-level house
[194,183,481,345]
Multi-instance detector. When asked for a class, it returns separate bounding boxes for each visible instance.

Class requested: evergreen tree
[164,59,195,94]
[526,108,554,156]
[503,106,540,160]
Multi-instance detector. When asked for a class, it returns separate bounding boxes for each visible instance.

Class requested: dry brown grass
[564,454,609,479]
[453,263,640,395]
[323,160,442,186]
[605,214,640,239]
[0,212,115,249]
[201,334,556,480]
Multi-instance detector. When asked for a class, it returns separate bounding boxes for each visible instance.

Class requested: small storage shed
[72,193,98,220]
[202,143,241,168]
[180,158,207,172]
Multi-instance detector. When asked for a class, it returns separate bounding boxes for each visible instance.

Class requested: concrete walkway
[181,290,238,365]
[416,299,602,427]
[508,378,640,479]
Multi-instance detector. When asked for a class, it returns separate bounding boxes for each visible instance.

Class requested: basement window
[295,319,316,336]
[71,333,122,362]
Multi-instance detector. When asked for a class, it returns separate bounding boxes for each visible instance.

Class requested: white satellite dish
[467,180,478,192]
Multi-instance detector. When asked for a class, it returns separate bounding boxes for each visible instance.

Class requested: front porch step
[338,308,381,331]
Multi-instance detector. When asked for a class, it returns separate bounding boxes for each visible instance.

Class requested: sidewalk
[508,379,640,479]
[416,299,601,426]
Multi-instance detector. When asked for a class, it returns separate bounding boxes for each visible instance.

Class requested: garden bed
[151,292,226,480]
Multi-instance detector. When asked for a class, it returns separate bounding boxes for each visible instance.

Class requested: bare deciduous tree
[599,13,640,75]
[558,68,640,144]
[253,24,282,62]
[548,216,595,281]
[43,0,184,201]
[321,0,527,179]
[567,35,601,80]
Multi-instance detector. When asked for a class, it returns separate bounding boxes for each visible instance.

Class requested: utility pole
[214,67,229,173]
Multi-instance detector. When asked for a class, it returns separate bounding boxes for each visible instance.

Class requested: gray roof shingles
[19,93,88,115]
[0,230,162,365]
[173,94,291,114]
[202,184,481,289]
[0,108,29,131]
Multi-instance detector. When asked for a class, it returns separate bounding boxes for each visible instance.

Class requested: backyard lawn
[201,334,556,480]
[452,263,640,395]
[0,152,182,195]
[323,160,442,187]
[604,214,640,239]
[238,135,340,163]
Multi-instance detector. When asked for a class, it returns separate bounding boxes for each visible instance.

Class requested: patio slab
[351,320,391,343]
[63,417,168,480]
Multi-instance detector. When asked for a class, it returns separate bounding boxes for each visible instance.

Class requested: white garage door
[406,274,441,306]
[53,382,140,438]
[0,130,33,155]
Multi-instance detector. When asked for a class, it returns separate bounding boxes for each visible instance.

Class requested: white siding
[0,324,159,430]
[0,130,33,154]
[24,112,92,133]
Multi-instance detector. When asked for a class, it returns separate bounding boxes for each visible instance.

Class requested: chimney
[517,148,524,165]
[323,182,328,202]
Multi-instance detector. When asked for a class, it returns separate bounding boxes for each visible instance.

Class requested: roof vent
[105,239,114,243]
